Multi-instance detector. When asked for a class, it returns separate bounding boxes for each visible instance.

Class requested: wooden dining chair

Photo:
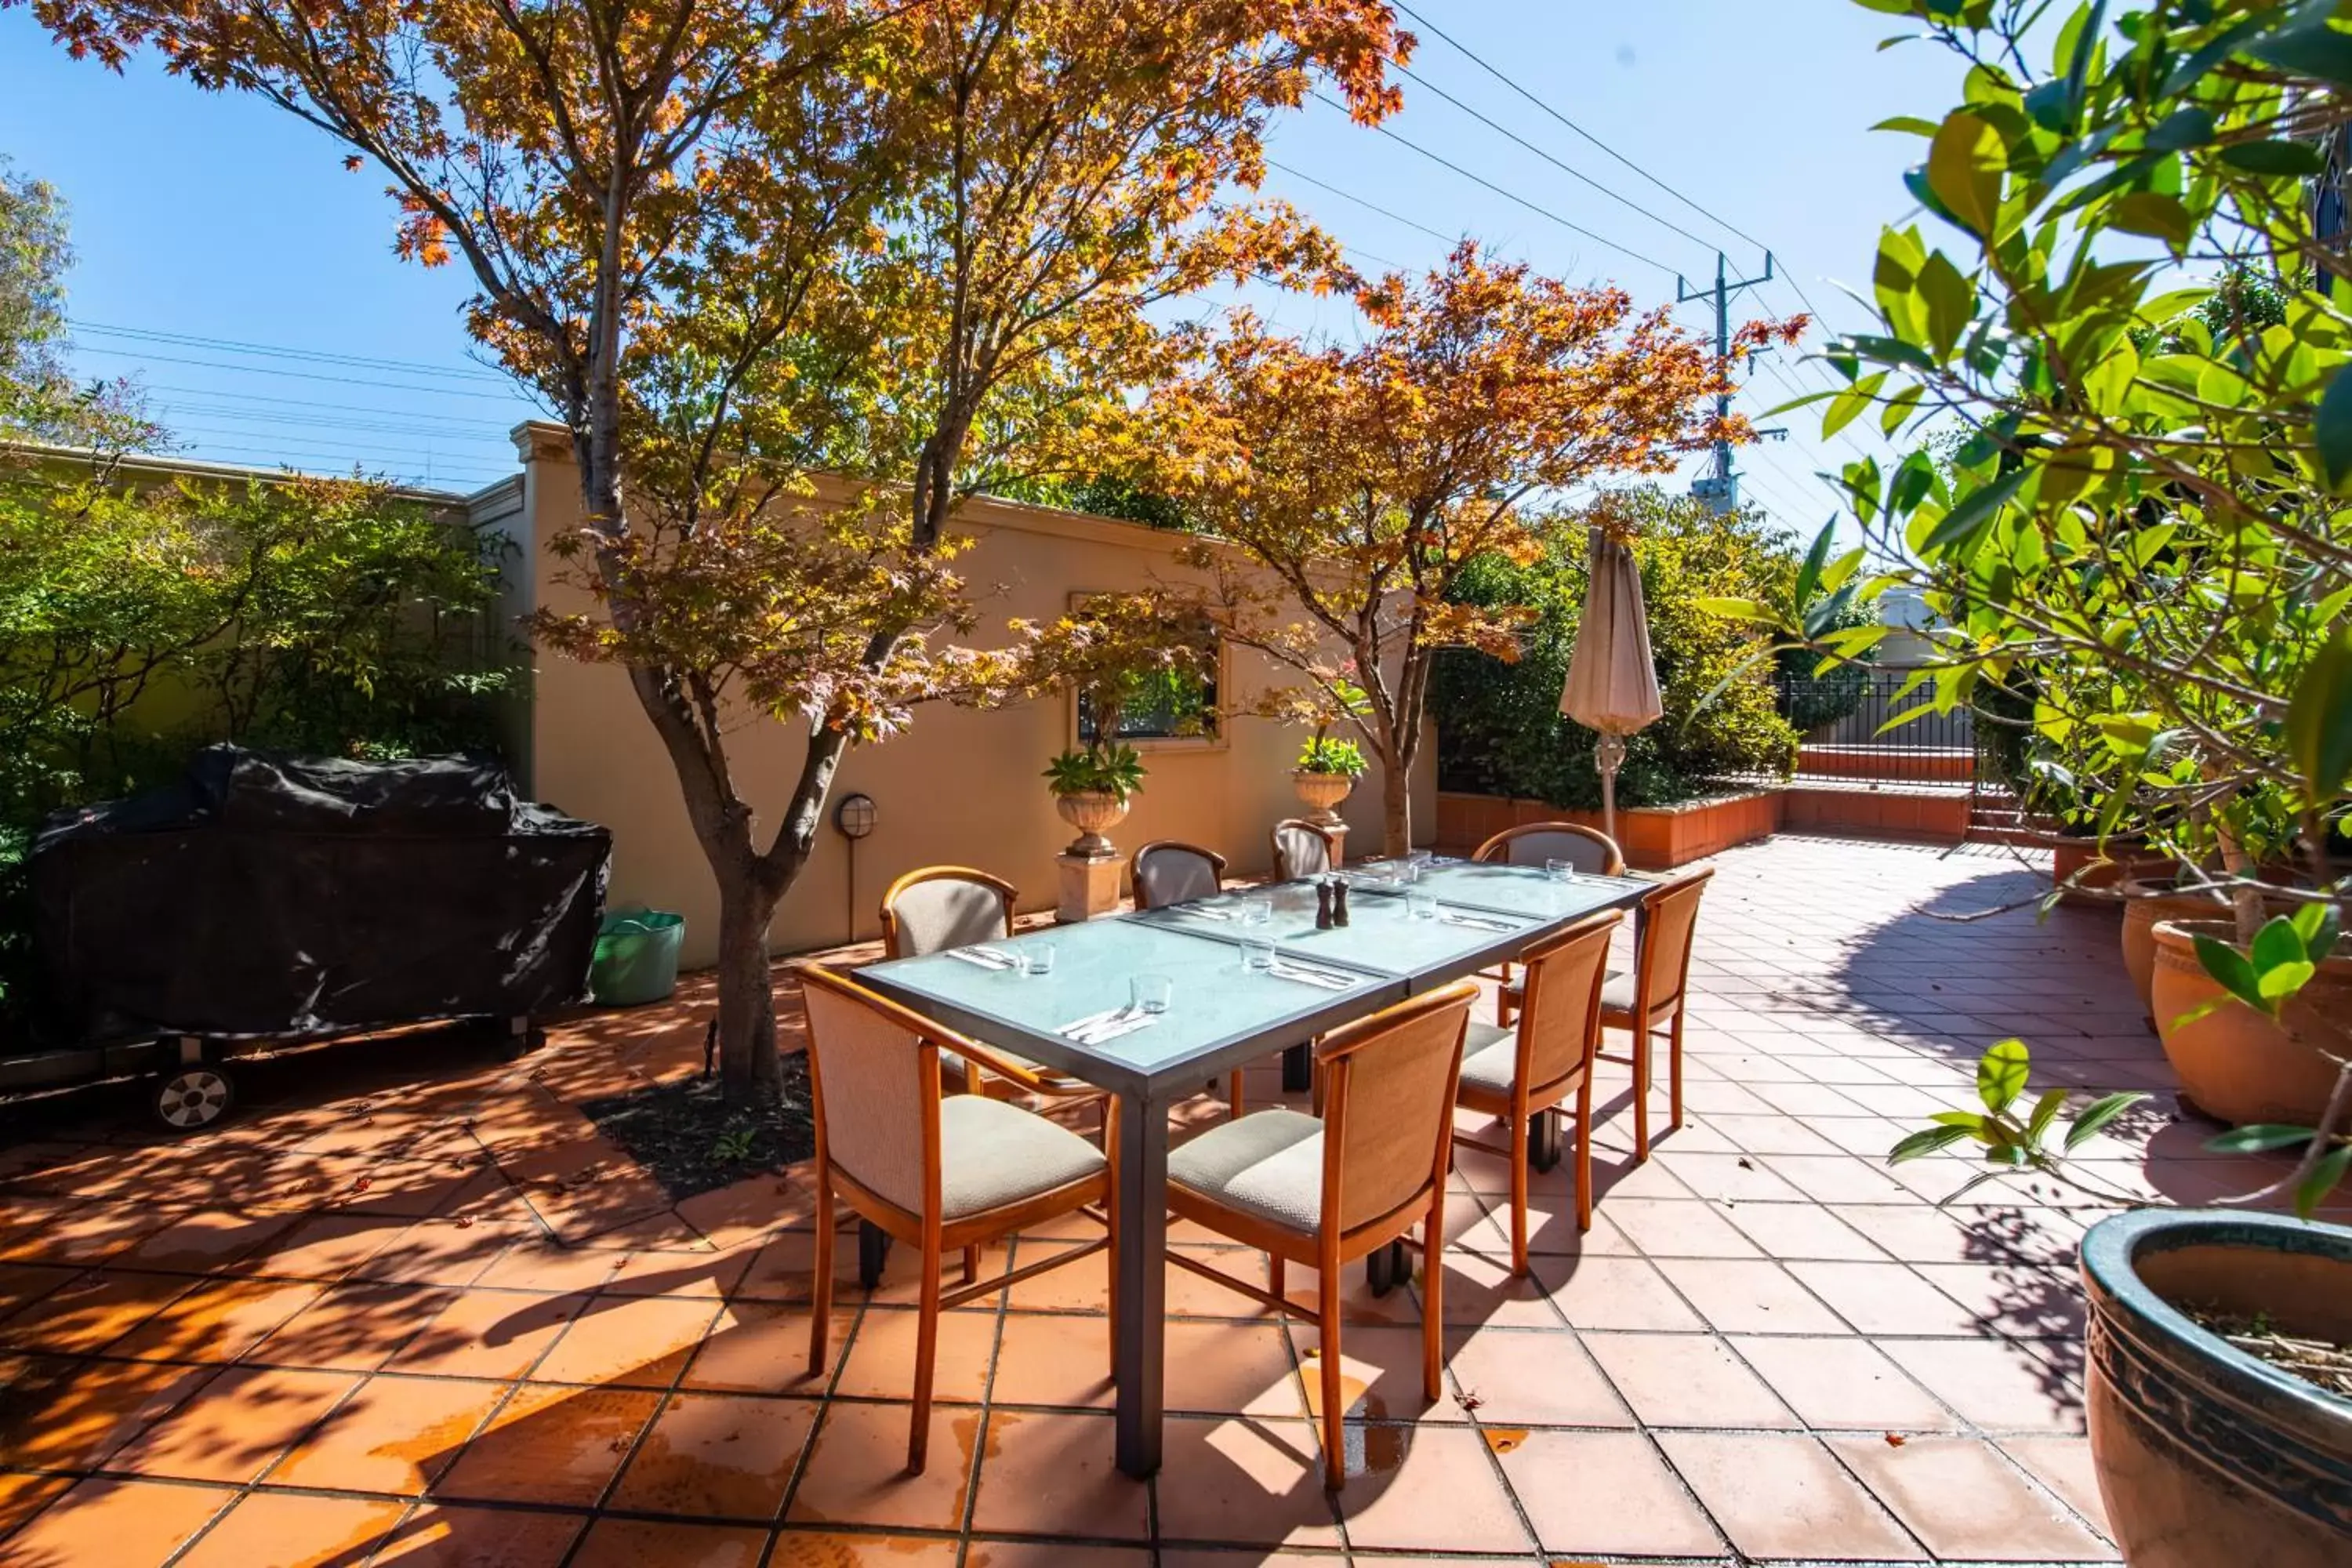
[1472,821,1625,877]
[1477,822,1624,1012]
[1597,867,1714,1163]
[1129,840,1227,909]
[1127,842,1246,1119]
[880,865,1098,1109]
[1163,980,1476,1490]
[1270,818,1341,881]
[1453,911,1620,1272]
[800,964,1115,1475]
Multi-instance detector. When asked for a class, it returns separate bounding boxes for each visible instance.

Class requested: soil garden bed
[579,1052,815,1201]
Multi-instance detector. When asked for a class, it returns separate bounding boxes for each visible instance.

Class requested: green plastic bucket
[590,910,684,1006]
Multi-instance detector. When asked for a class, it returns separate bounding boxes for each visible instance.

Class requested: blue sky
[0,1,1969,520]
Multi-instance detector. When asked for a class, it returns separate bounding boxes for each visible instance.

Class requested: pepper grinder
[1315,879,1334,930]
[1331,875,1351,926]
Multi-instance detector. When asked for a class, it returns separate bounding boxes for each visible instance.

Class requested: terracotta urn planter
[2121,880,2234,1015]
[1054,789,1129,859]
[2148,919,2350,1127]
[2079,1209,2352,1568]
[1290,769,1355,826]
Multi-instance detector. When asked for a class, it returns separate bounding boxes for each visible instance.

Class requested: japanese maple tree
[1140,242,1797,852]
[17,0,1410,1094]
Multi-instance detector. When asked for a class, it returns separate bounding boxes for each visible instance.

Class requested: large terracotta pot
[2055,844,2175,909]
[2122,880,2234,1014]
[1290,769,1355,826]
[1053,789,1129,858]
[2079,1209,2352,1568]
[2149,919,2349,1127]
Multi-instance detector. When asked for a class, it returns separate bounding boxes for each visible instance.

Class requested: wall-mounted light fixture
[834,793,877,944]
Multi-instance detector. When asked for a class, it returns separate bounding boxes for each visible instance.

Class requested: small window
[1069,601,1220,747]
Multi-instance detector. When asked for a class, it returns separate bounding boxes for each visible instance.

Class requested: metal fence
[1775,667,1989,790]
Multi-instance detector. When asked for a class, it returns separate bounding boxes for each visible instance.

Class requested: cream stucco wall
[492,425,1436,967]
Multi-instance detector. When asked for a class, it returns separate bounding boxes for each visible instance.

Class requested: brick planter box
[1797,743,1975,784]
[1778,784,1970,842]
[1436,788,1783,869]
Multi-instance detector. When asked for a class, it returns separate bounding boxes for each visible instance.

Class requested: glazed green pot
[2079,1210,2352,1566]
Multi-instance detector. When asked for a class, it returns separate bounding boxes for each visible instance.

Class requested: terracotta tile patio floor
[2,833,2341,1566]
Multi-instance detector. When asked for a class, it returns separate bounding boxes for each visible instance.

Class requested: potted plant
[1292,734,1367,822]
[1703,5,2352,1560]
[1888,988,2350,1568]
[1044,741,1145,858]
[1021,593,1217,862]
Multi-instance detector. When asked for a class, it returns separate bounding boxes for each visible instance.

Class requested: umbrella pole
[1596,733,1626,843]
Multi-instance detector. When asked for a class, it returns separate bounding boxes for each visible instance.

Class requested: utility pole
[1679,250,1784,514]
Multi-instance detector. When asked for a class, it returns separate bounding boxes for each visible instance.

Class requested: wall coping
[2,437,480,507]
[1438,785,1786,819]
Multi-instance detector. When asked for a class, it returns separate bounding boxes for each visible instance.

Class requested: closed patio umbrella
[1559,524,1662,842]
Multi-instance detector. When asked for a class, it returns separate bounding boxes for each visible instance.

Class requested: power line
[156,423,506,469]
[1308,91,1677,278]
[1389,62,1719,259]
[152,403,518,444]
[67,343,543,404]
[143,437,504,483]
[1391,1,1768,258]
[1751,352,1877,466]
[71,319,515,385]
[1265,159,1461,246]
[146,383,517,430]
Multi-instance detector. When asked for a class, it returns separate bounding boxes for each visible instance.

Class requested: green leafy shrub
[1432,490,1799,809]
[0,462,512,1023]
[1297,735,1367,776]
[0,466,510,819]
[1043,743,1145,800]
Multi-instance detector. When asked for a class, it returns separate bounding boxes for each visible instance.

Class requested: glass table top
[1351,858,1653,920]
[857,917,1396,1095]
[1135,877,1545,978]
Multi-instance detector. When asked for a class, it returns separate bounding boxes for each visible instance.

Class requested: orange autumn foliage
[1138,241,1803,852]
[12,0,1417,1092]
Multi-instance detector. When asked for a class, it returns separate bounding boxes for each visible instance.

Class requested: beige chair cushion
[1167,1108,1324,1233]
[939,1094,1105,1220]
[1599,970,1637,1014]
[1457,1019,1520,1098]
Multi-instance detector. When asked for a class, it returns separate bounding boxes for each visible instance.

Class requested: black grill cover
[29,746,611,1043]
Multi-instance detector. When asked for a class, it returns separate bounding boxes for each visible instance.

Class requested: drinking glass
[1132,974,1174,1014]
[1406,848,1436,869]
[1021,942,1057,978]
[1544,857,1577,884]
[1241,938,1276,971]
[1406,892,1439,921]
[1242,898,1274,927]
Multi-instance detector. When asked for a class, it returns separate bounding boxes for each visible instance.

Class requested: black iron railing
[1774,668,1992,791]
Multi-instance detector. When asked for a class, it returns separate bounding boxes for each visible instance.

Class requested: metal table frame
[857,863,1650,1477]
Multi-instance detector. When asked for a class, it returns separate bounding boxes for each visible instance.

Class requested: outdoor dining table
[857,858,1651,1478]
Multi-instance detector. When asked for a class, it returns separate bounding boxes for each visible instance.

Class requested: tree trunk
[1380,755,1411,857]
[713,869,784,1100]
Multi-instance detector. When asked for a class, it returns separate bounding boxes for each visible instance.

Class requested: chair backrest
[1473,822,1624,877]
[1316,980,1475,1236]
[881,866,1016,959]
[1270,819,1339,881]
[1635,867,1714,1015]
[1131,840,1226,909]
[797,965,942,1217]
[1512,910,1620,1097]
